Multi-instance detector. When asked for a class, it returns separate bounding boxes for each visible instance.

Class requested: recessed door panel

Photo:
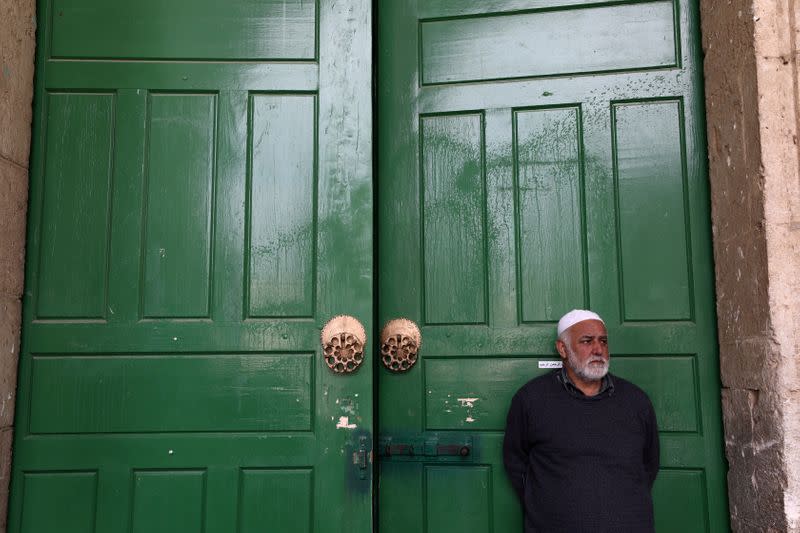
[19,472,98,533]
[421,113,488,325]
[28,354,313,433]
[51,0,316,60]
[131,470,206,533]
[419,1,677,85]
[36,92,114,319]
[613,100,694,321]
[425,466,491,533]
[246,94,317,319]
[238,469,313,533]
[515,106,586,322]
[142,93,216,319]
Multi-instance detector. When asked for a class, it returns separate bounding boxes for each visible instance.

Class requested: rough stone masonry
[700,0,800,531]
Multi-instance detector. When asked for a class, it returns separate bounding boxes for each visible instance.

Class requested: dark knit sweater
[503,370,659,533]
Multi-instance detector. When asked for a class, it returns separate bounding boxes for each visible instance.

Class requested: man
[503,309,659,532]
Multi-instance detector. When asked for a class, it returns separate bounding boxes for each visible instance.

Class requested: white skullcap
[557,309,604,336]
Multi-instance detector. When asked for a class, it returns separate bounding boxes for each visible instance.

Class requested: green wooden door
[377,0,729,531]
[9,1,372,532]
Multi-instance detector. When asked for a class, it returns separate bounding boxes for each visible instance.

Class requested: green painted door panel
[36,93,114,319]
[11,1,372,532]
[377,0,729,531]
[50,0,316,60]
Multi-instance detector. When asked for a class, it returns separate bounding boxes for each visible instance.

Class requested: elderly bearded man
[503,309,659,533]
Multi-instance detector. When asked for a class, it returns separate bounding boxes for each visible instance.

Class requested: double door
[10,0,727,531]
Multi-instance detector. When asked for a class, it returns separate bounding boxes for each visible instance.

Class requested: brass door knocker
[380,318,421,372]
[321,315,366,374]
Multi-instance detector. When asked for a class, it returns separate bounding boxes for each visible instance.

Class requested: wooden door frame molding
[1,1,799,530]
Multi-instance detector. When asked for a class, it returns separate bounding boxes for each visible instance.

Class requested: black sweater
[503,370,659,533]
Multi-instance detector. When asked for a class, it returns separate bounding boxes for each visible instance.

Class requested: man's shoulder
[514,369,560,398]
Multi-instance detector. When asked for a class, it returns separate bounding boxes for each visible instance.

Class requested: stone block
[700,0,770,370]
[718,340,774,390]
[795,1,800,45]
[0,157,28,299]
[755,56,798,169]
[0,299,19,429]
[715,258,769,330]
[787,392,800,532]
[0,428,12,533]
[0,0,36,167]
[752,0,795,58]
[722,388,788,532]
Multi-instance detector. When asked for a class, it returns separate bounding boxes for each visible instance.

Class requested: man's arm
[643,398,660,489]
[503,391,530,502]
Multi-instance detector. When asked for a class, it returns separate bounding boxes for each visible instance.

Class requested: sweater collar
[557,366,615,399]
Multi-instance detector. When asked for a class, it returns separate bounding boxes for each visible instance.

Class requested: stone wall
[0,0,35,530]
[757,3,800,529]
[700,0,800,531]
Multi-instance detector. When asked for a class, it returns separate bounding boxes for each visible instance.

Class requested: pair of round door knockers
[320,315,421,374]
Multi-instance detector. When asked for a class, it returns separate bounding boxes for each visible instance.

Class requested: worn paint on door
[377,0,729,531]
[10,1,372,532]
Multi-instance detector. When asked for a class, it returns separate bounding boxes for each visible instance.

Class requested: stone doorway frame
[699,2,800,531]
[1,1,799,531]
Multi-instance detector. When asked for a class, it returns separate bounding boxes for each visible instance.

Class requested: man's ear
[555,339,567,360]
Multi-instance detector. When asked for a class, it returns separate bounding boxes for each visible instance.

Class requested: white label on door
[538,360,563,369]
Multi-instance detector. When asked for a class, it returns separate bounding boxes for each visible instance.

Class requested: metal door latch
[353,435,370,480]
[377,433,474,462]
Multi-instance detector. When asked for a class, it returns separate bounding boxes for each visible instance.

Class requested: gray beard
[566,348,609,381]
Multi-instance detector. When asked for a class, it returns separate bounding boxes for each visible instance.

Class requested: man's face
[556,319,609,382]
